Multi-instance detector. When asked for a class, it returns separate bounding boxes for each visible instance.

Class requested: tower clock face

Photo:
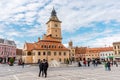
[55,24,57,27]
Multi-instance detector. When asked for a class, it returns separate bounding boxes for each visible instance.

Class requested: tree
[9,57,14,66]
[0,57,3,63]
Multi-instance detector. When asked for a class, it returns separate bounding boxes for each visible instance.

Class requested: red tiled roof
[75,47,87,54]
[75,47,113,54]
[86,47,113,54]
[25,39,69,51]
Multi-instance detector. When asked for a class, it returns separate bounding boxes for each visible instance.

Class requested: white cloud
[85,34,120,48]
[54,0,120,32]
[15,40,24,49]
[63,43,68,48]
[0,24,7,32]
[0,0,120,48]
[66,26,120,48]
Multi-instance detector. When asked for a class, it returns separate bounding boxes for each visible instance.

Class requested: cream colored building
[100,51,114,60]
[85,47,113,60]
[68,41,75,61]
[22,8,69,63]
[113,42,120,61]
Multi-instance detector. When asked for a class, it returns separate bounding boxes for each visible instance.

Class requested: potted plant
[9,57,14,66]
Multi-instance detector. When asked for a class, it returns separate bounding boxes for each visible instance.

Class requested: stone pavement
[0,64,120,80]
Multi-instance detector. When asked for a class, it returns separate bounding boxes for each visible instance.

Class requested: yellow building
[75,47,113,61]
[68,41,76,61]
[113,42,120,61]
[22,8,69,63]
[85,47,113,60]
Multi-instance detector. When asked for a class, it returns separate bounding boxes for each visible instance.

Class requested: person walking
[95,59,98,67]
[114,60,118,67]
[78,60,82,67]
[107,61,111,71]
[87,59,91,67]
[43,59,49,78]
[39,60,44,77]
[83,60,86,67]
[92,59,95,67]
[22,61,25,68]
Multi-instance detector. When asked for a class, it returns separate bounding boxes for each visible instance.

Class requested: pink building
[0,38,16,63]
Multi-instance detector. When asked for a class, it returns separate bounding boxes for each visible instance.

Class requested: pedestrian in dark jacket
[43,60,49,78]
[87,59,91,67]
[78,61,81,67]
[114,60,118,67]
[39,60,44,77]
[22,62,25,68]
[107,61,111,71]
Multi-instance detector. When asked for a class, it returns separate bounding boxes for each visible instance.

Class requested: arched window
[41,45,43,48]
[27,51,32,56]
[64,58,66,63]
[52,45,54,48]
[48,51,51,56]
[44,45,46,48]
[49,45,51,48]
[54,52,57,56]
[59,52,61,56]
[43,52,46,55]
[54,24,57,27]
[58,46,60,48]
[59,58,61,62]
[38,52,41,55]
[64,52,66,56]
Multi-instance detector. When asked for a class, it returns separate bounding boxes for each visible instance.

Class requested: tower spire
[46,7,61,24]
[51,7,57,17]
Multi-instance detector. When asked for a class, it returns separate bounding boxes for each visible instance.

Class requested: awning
[107,56,114,58]
[115,57,120,59]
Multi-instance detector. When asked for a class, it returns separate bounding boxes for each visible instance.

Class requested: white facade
[100,51,114,60]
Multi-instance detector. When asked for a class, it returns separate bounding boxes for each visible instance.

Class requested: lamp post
[4,46,6,63]
[46,46,48,61]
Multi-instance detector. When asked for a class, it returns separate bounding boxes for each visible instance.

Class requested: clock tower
[46,8,62,42]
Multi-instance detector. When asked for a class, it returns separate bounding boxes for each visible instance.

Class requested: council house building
[22,8,69,64]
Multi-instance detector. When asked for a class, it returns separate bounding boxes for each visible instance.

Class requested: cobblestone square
[0,64,120,80]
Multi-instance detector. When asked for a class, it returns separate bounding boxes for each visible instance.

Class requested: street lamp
[46,46,48,61]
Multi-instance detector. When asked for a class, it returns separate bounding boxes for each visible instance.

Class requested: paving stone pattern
[0,64,120,80]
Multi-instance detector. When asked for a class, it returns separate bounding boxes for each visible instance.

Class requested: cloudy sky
[0,0,120,49]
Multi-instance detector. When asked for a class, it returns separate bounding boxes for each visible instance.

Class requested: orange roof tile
[25,39,69,51]
[75,47,87,54]
[43,35,61,42]
[75,47,113,54]
[86,47,113,54]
